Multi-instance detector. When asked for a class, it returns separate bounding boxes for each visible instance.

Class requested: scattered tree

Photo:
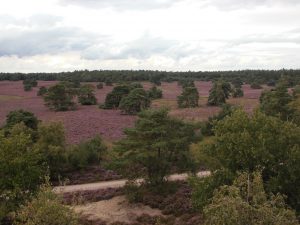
[177,87,199,108]
[119,88,151,115]
[207,81,231,106]
[78,84,97,105]
[44,83,76,111]
[103,84,131,109]
[96,82,104,89]
[250,82,262,89]
[4,109,39,131]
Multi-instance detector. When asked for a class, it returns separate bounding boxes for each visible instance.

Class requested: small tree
[103,84,131,109]
[177,87,199,108]
[24,84,32,91]
[119,88,151,115]
[78,84,97,105]
[96,82,104,89]
[207,81,231,106]
[44,83,76,111]
[15,183,78,225]
[178,79,195,88]
[148,86,163,99]
[232,88,244,98]
[37,86,47,96]
[113,109,197,186]
[250,82,262,89]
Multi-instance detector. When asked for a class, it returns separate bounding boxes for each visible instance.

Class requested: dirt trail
[54,171,210,194]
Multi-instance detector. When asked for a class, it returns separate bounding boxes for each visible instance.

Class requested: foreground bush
[4,109,39,131]
[15,183,79,225]
[204,172,299,225]
[68,136,107,170]
[0,124,46,222]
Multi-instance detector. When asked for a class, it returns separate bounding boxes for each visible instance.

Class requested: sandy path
[54,171,210,194]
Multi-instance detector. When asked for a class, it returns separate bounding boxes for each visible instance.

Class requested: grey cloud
[81,34,197,60]
[60,0,182,10]
[0,15,106,57]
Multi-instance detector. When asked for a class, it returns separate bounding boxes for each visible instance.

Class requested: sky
[0,0,300,72]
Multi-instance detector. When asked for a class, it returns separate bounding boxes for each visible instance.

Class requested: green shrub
[96,82,104,89]
[15,183,79,225]
[103,84,131,109]
[68,135,107,170]
[5,110,39,131]
[37,86,47,96]
[24,84,32,91]
[232,88,244,98]
[250,82,262,89]
[148,86,163,99]
[208,81,231,106]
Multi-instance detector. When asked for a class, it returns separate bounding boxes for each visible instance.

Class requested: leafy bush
[177,87,199,108]
[119,88,151,115]
[37,86,47,96]
[44,83,76,111]
[68,136,107,170]
[203,172,299,225]
[24,84,32,91]
[35,122,67,179]
[15,183,79,225]
[178,79,195,88]
[78,84,97,105]
[0,124,46,221]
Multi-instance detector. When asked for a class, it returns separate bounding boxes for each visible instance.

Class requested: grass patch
[0,95,24,101]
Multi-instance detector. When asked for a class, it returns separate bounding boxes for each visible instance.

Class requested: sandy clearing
[54,171,211,194]
[73,195,162,224]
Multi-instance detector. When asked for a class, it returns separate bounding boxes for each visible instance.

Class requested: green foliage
[148,86,163,99]
[204,172,299,225]
[113,108,197,186]
[103,84,131,109]
[201,104,235,136]
[250,82,262,89]
[96,82,104,89]
[0,124,46,221]
[68,135,107,170]
[24,84,32,91]
[231,77,243,88]
[105,80,113,86]
[203,109,300,212]
[44,83,76,111]
[119,88,151,115]
[129,82,143,89]
[37,86,47,96]
[5,110,39,131]
[260,83,295,122]
[15,183,79,225]
[232,87,244,98]
[35,122,67,179]
[78,84,97,105]
[178,79,195,88]
[190,169,234,211]
[207,80,231,106]
[177,87,199,108]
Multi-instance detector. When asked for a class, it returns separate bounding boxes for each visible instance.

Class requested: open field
[0,80,267,143]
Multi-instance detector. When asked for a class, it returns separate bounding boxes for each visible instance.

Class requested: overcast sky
[0,0,300,72]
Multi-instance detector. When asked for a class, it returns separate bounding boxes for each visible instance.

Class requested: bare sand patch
[73,195,162,224]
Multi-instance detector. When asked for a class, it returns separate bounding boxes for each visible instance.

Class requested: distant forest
[1,69,300,85]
